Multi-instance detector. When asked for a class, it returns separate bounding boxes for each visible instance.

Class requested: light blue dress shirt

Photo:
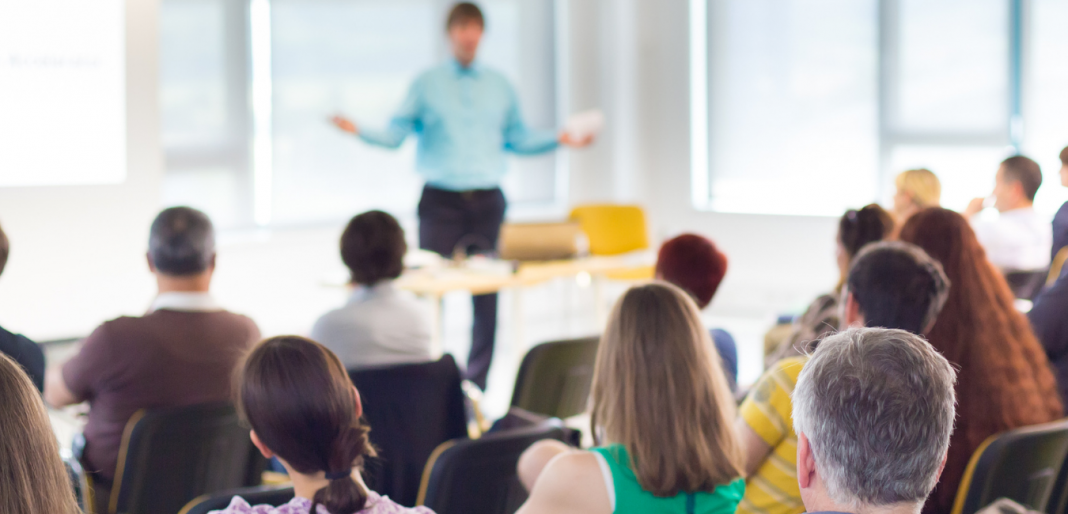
[358,59,560,192]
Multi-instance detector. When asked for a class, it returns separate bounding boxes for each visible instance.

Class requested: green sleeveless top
[591,444,745,514]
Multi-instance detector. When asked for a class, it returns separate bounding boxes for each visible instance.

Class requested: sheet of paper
[564,109,604,140]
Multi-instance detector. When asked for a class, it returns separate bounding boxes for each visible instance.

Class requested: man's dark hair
[1060,145,1068,166]
[847,241,950,335]
[446,2,484,29]
[0,221,9,277]
[148,207,216,276]
[1001,155,1043,202]
[341,210,407,285]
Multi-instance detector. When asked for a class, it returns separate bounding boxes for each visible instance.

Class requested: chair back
[349,355,468,507]
[418,422,568,514]
[510,337,599,419]
[952,419,1068,514]
[179,485,295,514]
[569,204,649,256]
[109,402,266,514]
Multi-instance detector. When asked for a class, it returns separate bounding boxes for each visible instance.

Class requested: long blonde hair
[0,353,81,513]
[896,168,941,208]
[590,282,745,496]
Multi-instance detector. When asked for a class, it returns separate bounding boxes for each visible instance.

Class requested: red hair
[900,208,1062,514]
[655,234,727,309]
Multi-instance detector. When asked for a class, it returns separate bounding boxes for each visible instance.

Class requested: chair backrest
[349,355,468,507]
[109,402,266,514]
[569,204,649,256]
[952,419,1068,514]
[510,337,600,419]
[178,485,295,514]
[1005,270,1048,300]
[418,422,568,514]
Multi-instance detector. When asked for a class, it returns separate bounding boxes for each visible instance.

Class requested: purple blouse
[210,491,435,514]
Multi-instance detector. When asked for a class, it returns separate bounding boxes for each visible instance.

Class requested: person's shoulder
[523,451,608,513]
[364,492,435,513]
[207,495,292,514]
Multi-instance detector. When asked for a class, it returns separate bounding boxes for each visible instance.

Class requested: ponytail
[310,421,375,514]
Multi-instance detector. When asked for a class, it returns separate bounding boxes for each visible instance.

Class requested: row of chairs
[72,336,601,514]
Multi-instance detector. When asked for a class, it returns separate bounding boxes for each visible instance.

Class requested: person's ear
[935,452,948,481]
[146,253,156,273]
[797,432,816,489]
[844,292,864,328]
[207,253,217,272]
[352,385,363,418]
[250,430,275,459]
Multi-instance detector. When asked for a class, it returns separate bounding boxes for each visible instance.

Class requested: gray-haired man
[793,328,957,514]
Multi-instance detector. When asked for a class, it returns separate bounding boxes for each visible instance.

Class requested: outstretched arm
[332,80,423,149]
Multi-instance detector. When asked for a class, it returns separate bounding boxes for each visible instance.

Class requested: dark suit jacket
[0,325,45,392]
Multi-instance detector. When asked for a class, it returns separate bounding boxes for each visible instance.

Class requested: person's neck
[155,272,212,294]
[806,497,922,514]
[998,199,1033,213]
[290,468,365,501]
[454,55,474,68]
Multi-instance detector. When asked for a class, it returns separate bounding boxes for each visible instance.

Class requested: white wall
[0,0,839,346]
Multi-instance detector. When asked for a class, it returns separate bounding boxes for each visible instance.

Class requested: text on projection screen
[0,0,126,187]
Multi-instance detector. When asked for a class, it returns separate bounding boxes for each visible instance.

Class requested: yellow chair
[569,204,654,280]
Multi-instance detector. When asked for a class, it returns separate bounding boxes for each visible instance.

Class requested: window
[160,0,562,229]
[691,0,1068,216]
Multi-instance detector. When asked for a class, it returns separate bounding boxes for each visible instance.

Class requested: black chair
[417,421,568,514]
[952,419,1068,514]
[179,485,295,514]
[349,355,468,507]
[1005,270,1048,301]
[106,402,267,514]
[510,336,599,419]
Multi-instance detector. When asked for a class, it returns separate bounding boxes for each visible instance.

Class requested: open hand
[964,197,986,218]
[331,115,359,135]
[559,132,594,148]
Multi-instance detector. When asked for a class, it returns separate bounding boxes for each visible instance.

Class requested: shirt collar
[449,58,481,76]
[149,292,223,313]
[349,280,396,303]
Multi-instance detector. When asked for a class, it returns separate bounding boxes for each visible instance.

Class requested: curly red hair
[900,208,1062,514]
[655,234,727,309]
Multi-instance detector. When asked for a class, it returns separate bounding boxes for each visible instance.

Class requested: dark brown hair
[839,204,894,259]
[239,336,376,514]
[446,2,484,29]
[900,208,1062,514]
[655,234,728,309]
[341,210,406,285]
[0,353,81,513]
[1001,155,1043,201]
[0,220,8,277]
[1059,145,1068,166]
[148,206,215,276]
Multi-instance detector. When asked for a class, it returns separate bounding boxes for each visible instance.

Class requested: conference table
[395,254,655,356]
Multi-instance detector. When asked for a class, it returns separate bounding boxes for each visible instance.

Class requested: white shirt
[148,291,224,313]
[971,207,1052,272]
[310,280,434,369]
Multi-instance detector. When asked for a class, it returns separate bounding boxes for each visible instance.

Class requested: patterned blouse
[210,491,435,514]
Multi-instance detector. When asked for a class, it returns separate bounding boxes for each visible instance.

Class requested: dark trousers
[418,185,507,390]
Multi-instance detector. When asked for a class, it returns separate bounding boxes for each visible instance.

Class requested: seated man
[44,207,260,508]
[964,155,1051,272]
[0,220,45,392]
[736,241,949,514]
[311,210,433,368]
[655,233,738,391]
[793,327,957,514]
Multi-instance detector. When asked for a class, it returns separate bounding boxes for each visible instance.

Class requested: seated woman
[0,353,81,513]
[215,335,433,514]
[892,168,941,228]
[766,204,894,366]
[655,233,738,391]
[900,208,1063,514]
[312,210,434,368]
[515,282,745,514]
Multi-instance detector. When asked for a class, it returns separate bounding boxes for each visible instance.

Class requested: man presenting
[332,2,592,390]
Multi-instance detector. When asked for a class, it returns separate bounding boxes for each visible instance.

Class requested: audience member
[766,204,893,366]
[964,155,1051,272]
[792,328,957,514]
[0,353,81,513]
[655,233,738,391]
[44,207,261,511]
[215,335,431,514]
[738,239,948,514]
[841,241,949,334]
[0,220,45,392]
[312,210,433,368]
[1051,146,1068,264]
[1029,271,1068,404]
[892,168,942,226]
[515,282,745,514]
[900,207,1062,514]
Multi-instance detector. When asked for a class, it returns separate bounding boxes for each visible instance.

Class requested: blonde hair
[590,282,744,496]
[0,353,81,513]
[895,169,941,208]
